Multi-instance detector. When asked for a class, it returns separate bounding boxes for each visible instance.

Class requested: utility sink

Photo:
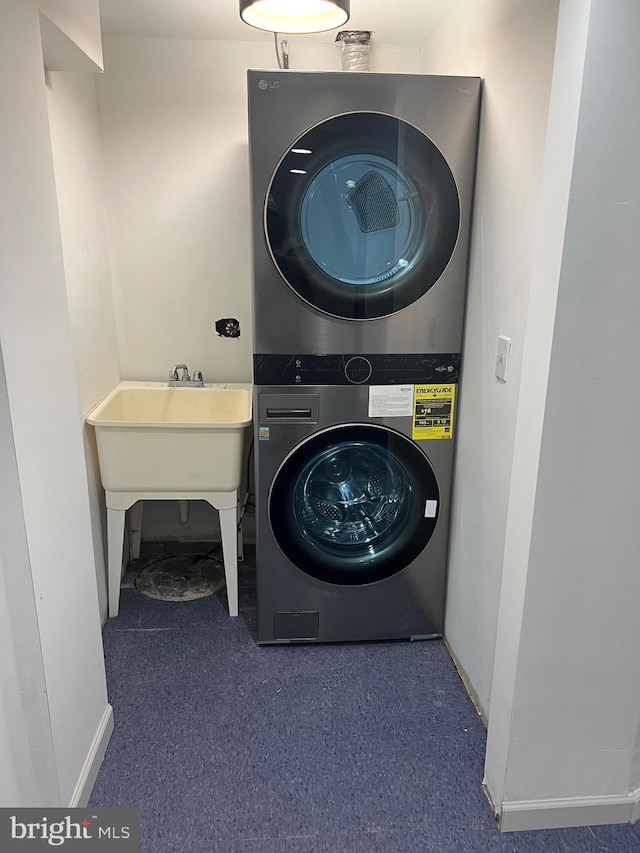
[86,381,252,619]
[87,381,252,493]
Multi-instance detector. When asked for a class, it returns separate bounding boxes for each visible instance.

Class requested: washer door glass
[266,112,460,320]
[269,425,440,585]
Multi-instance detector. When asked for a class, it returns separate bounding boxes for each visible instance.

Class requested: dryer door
[269,424,440,585]
[265,112,460,320]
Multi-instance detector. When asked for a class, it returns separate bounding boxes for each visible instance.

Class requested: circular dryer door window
[269,425,440,585]
[265,112,460,320]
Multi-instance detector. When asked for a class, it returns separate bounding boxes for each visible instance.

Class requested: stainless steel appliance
[248,72,481,642]
[254,355,458,643]
[248,70,481,355]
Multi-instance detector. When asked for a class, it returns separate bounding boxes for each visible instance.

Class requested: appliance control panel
[344,356,373,384]
[253,353,460,386]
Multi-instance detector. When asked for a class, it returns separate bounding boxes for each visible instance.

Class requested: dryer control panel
[253,353,460,386]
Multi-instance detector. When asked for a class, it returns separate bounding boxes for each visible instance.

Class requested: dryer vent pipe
[335,31,372,72]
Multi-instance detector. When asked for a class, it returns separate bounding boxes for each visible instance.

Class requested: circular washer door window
[265,112,460,320]
[269,425,440,585]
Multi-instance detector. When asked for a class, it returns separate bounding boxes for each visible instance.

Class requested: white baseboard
[500,793,636,832]
[69,704,114,807]
[443,637,488,728]
[631,786,640,823]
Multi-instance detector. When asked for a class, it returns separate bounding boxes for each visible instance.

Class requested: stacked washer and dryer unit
[248,70,481,644]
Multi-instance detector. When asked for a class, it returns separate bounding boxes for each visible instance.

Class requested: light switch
[496,335,512,382]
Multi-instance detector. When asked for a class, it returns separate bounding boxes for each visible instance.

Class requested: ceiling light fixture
[239,0,350,34]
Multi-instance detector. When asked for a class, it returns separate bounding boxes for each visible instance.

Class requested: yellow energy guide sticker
[413,384,456,440]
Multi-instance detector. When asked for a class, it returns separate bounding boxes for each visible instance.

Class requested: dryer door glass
[266,112,460,320]
[269,425,440,585]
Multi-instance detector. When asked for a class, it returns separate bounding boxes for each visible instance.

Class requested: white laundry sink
[87,381,252,493]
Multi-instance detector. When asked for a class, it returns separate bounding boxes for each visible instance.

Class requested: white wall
[96,36,420,541]
[418,0,560,716]
[0,552,38,806]
[487,0,640,814]
[484,0,593,813]
[0,0,111,806]
[46,69,120,623]
[0,348,60,806]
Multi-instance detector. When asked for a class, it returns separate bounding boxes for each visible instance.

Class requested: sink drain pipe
[335,31,372,72]
[178,499,191,524]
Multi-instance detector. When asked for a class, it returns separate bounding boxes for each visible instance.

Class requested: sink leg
[107,507,126,618]
[237,497,244,562]
[129,500,144,562]
[219,507,238,617]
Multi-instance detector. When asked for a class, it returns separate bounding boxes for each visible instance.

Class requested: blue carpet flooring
[90,545,640,852]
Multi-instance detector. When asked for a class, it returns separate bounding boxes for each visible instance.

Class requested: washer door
[269,425,440,585]
[266,112,460,320]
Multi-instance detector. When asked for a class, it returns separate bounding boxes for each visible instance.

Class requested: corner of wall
[40,12,103,73]
[39,0,103,70]
[483,0,592,812]
[68,705,114,807]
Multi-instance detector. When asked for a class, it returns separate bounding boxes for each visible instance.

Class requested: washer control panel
[253,353,460,386]
[344,356,373,384]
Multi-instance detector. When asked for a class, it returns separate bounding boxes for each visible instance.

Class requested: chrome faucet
[169,364,204,387]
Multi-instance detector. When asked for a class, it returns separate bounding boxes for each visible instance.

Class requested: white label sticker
[368,385,414,418]
[425,500,438,518]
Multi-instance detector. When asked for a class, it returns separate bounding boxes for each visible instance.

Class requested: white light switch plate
[496,335,512,382]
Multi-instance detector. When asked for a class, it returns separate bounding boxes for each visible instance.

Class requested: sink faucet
[171,364,189,381]
[169,364,204,387]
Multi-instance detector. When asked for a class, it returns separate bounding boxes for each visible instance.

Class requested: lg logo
[258,79,279,90]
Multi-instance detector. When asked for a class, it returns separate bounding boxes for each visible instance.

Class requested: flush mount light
[239,0,350,34]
